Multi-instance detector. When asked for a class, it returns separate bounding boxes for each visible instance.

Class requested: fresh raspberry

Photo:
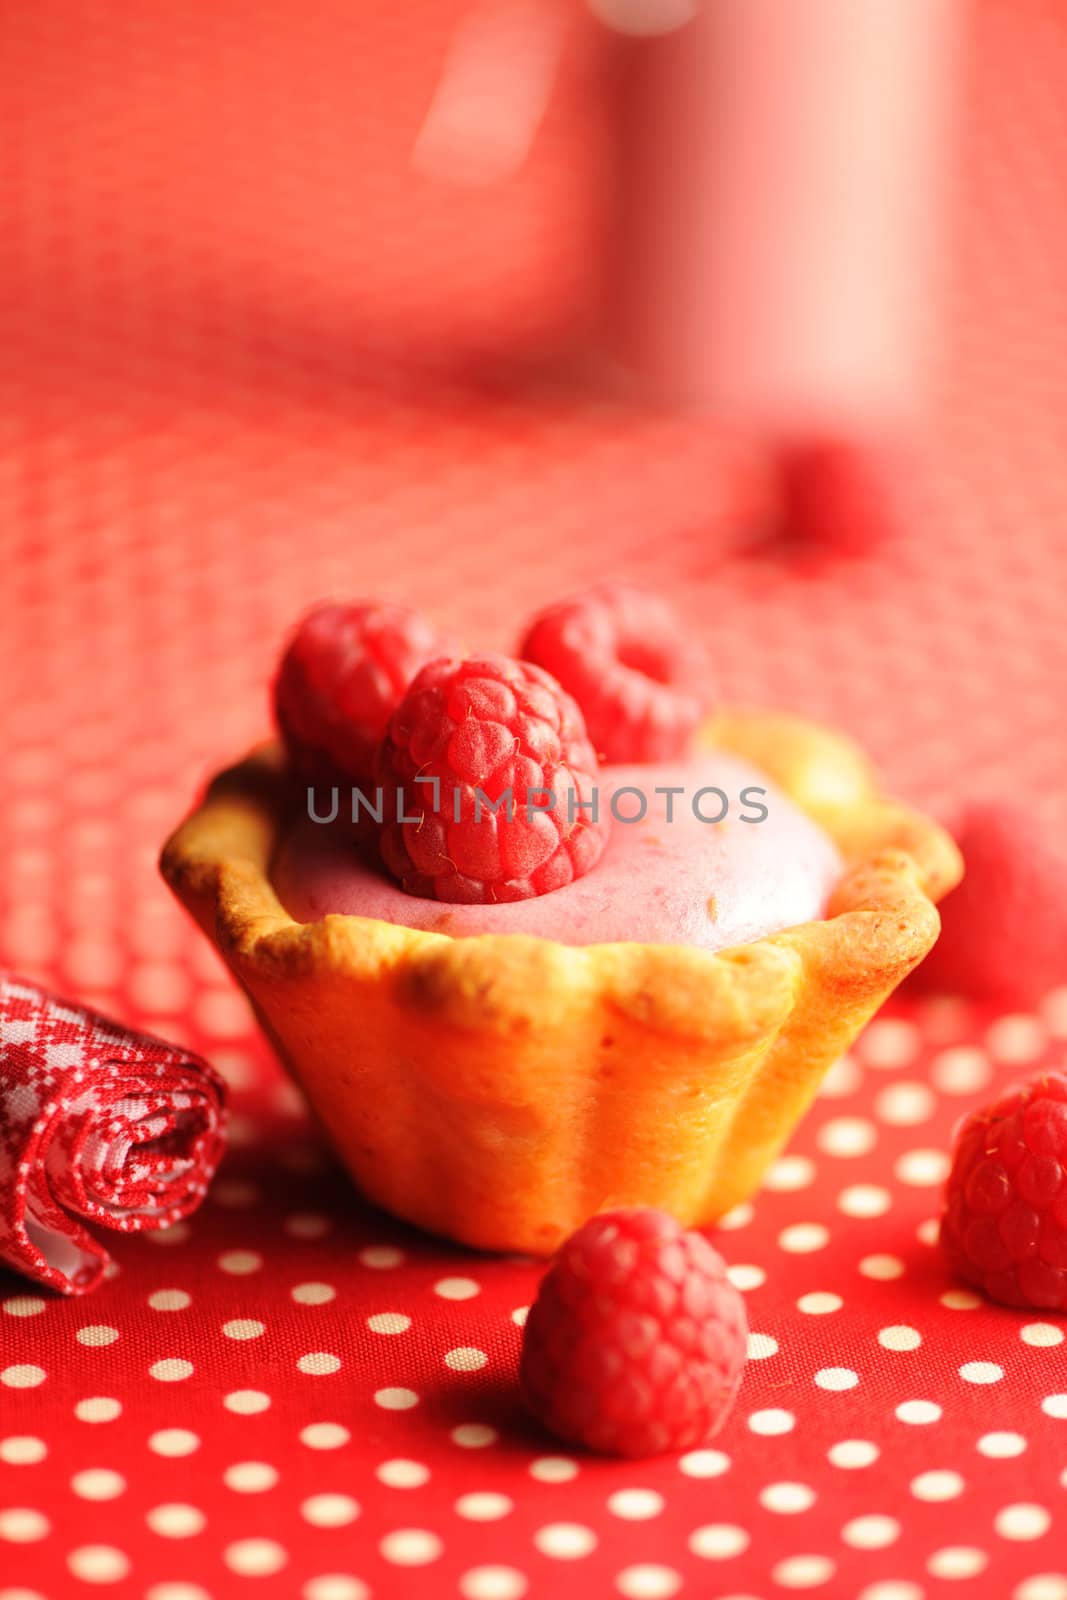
[376,653,609,903]
[776,438,903,562]
[914,803,1067,1006]
[518,585,709,763]
[941,1072,1067,1310]
[519,1208,748,1458]
[274,601,450,785]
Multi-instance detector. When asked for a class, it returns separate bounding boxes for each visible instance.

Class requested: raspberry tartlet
[161,590,961,1254]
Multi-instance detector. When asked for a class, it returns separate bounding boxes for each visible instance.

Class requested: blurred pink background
[2,0,1066,999]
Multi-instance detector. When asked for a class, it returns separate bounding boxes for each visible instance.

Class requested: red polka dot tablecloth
[3,3,1067,1598]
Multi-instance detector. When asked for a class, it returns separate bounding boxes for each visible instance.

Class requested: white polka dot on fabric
[444,1347,489,1372]
[146,1223,191,1247]
[930,1047,991,1095]
[1,1436,47,1464]
[224,1539,289,1576]
[607,1490,664,1520]
[358,1246,405,1268]
[374,1388,419,1411]
[434,1277,481,1300]
[1021,1323,1064,1347]
[292,1283,336,1306]
[148,1290,191,1312]
[510,1306,529,1327]
[828,1440,879,1469]
[716,1202,754,1230]
[224,1462,279,1493]
[875,1082,937,1126]
[979,1432,1027,1457]
[1044,987,1067,1037]
[533,1524,598,1560]
[614,1568,682,1600]
[798,1293,842,1315]
[911,1470,965,1501]
[815,1368,859,1392]
[763,1156,816,1192]
[300,1423,350,1451]
[760,1483,816,1514]
[145,1584,213,1600]
[218,1251,263,1275]
[128,961,192,1014]
[458,1568,528,1600]
[941,1289,982,1309]
[916,1219,941,1246]
[678,1450,730,1478]
[150,1359,193,1383]
[377,1460,430,1489]
[367,1314,411,1335]
[67,1545,131,1583]
[302,1495,360,1528]
[223,1390,271,1415]
[995,1504,1051,1541]
[838,1185,891,1218]
[771,1553,836,1588]
[149,1430,200,1458]
[895,1400,941,1424]
[860,1019,919,1067]
[303,1578,369,1600]
[379,1530,444,1566]
[779,1224,829,1254]
[212,1181,261,1210]
[926,1547,988,1579]
[222,1319,265,1341]
[860,1254,905,1280]
[1015,1579,1067,1600]
[843,1516,901,1550]
[1041,1394,1067,1418]
[298,1352,341,1375]
[529,1457,579,1482]
[194,990,252,1040]
[817,1117,877,1157]
[986,1014,1046,1063]
[747,1333,779,1360]
[2,1366,46,1389]
[456,1493,513,1522]
[285,1214,332,1240]
[749,1409,796,1436]
[818,1055,863,1098]
[273,1080,308,1117]
[960,1362,1004,1385]
[452,1424,497,1448]
[0,1508,49,1542]
[689,1524,749,1559]
[726,1264,765,1291]
[75,1397,121,1423]
[145,1504,206,1538]
[879,1325,922,1351]
[75,1325,119,1347]
[71,1470,126,1501]
[858,1585,923,1600]
[2,1297,46,1318]
[895,1148,951,1186]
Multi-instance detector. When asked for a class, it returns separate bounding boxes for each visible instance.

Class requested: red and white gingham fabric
[0,975,226,1296]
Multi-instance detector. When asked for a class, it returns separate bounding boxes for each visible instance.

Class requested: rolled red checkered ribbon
[0,974,226,1294]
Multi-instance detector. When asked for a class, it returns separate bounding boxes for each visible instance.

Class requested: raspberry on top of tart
[374,653,609,904]
[520,582,708,763]
[274,599,451,786]
[269,591,842,946]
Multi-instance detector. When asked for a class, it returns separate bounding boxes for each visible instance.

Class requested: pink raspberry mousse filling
[271,752,842,951]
